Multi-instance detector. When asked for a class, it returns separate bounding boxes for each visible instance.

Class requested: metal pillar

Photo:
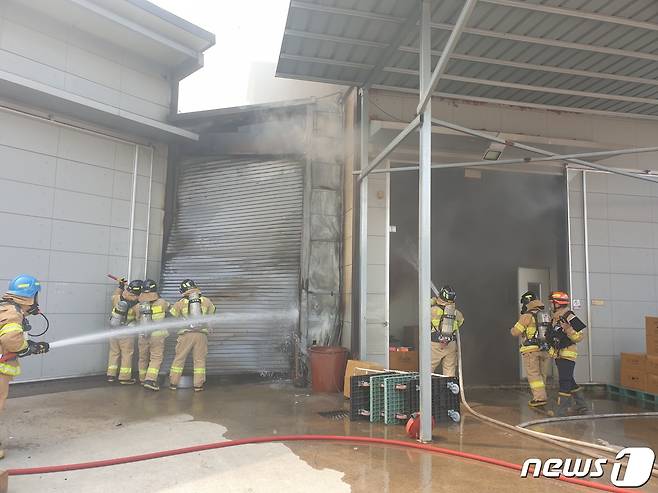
[143,147,154,278]
[582,171,594,382]
[418,0,433,443]
[127,145,140,281]
[359,87,369,359]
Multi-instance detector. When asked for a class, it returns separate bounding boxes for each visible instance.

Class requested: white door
[517,267,551,379]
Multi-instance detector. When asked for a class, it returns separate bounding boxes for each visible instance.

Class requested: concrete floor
[2,378,657,492]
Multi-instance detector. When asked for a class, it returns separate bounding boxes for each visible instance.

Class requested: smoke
[389,167,567,384]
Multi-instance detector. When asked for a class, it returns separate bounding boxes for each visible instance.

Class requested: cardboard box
[620,353,647,391]
[646,374,658,395]
[620,352,647,373]
[646,317,658,356]
[647,355,658,375]
[343,360,385,399]
[389,350,419,372]
[621,370,646,391]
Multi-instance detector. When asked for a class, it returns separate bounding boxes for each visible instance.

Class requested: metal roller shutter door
[160,157,304,374]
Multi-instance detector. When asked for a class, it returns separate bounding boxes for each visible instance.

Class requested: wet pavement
[1,378,657,492]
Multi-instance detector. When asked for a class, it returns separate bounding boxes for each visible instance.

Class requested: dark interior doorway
[390,167,568,385]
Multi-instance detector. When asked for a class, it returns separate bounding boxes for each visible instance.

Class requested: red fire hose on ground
[7,434,628,492]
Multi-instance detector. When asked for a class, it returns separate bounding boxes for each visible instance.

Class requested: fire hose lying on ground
[5,283,656,489]
[6,335,656,491]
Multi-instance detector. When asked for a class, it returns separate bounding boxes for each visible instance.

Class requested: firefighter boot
[529,399,547,408]
[571,387,589,414]
[143,380,160,391]
[556,392,573,417]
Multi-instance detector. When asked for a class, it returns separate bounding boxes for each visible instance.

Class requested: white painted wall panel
[0,2,171,123]
[569,170,658,384]
[0,110,167,382]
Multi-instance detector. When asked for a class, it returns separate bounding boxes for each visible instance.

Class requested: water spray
[49,309,300,349]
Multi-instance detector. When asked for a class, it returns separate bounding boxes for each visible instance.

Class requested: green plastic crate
[383,374,418,425]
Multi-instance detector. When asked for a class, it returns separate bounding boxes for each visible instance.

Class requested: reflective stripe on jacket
[0,314,27,377]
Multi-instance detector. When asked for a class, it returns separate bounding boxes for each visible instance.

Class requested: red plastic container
[309,346,348,393]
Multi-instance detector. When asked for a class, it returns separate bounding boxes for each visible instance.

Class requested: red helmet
[549,291,570,306]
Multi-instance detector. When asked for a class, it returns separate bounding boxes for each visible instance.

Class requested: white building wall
[0,108,167,381]
[0,0,171,122]
[359,88,658,382]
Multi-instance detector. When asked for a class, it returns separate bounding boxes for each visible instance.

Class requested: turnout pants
[169,332,208,387]
[107,336,135,381]
[138,334,167,382]
[556,358,578,395]
[431,341,457,377]
[522,351,548,401]
[0,374,11,412]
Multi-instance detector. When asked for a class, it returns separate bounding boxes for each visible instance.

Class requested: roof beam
[430,117,658,183]
[431,22,658,62]
[283,29,388,48]
[357,146,658,175]
[396,46,658,87]
[280,54,374,70]
[417,0,478,115]
[381,68,658,106]
[444,74,658,107]
[481,0,658,32]
[362,7,421,87]
[370,83,658,121]
[359,116,421,179]
[290,1,403,23]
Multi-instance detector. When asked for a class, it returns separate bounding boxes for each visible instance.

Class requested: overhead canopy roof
[277,0,658,120]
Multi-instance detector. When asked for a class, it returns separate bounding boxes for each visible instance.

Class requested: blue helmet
[7,275,41,298]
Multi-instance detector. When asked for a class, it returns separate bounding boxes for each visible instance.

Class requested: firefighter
[168,279,215,392]
[547,291,589,416]
[137,279,170,391]
[511,291,550,408]
[0,275,50,458]
[107,279,142,384]
[430,285,464,377]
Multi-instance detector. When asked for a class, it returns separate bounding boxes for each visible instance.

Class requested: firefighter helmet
[179,279,198,294]
[520,291,537,306]
[7,275,41,298]
[549,291,570,307]
[142,279,158,293]
[126,280,143,296]
[439,285,456,303]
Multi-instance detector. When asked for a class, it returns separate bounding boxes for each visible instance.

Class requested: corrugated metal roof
[277,0,658,119]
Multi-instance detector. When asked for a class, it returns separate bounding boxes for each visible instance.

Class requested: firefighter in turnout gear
[430,285,464,377]
[137,279,170,391]
[0,275,50,459]
[107,279,142,384]
[168,279,215,391]
[547,291,589,416]
[511,291,550,408]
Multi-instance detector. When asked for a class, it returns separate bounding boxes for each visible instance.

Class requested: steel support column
[359,87,369,359]
[582,171,594,382]
[417,0,478,115]
[418,0,433,443]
